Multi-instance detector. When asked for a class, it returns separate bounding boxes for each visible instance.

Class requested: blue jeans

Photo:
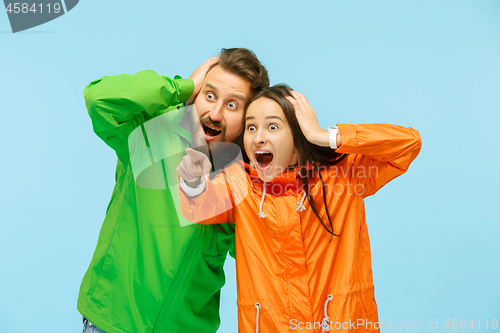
[82,317,106,333]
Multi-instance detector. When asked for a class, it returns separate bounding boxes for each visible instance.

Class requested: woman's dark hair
[239,84,348,239]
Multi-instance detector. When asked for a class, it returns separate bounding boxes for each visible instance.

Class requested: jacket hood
[245,161,322,196]
[244,162,312,218]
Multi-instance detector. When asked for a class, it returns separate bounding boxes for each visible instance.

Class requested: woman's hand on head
[285,91,330,147]
[176,148,212,188]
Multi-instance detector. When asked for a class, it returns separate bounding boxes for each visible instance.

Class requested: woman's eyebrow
[265,115,284,122]
[245,115,284,122]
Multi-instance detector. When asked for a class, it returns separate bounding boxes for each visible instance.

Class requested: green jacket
[78,70,235,333]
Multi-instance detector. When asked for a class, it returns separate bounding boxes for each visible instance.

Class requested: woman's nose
[254,130,267,145]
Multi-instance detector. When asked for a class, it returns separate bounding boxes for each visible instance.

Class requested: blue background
[1,0,499,332]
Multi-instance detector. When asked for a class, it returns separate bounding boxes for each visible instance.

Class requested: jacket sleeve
[178,173,236,225]
[84,70,194,159]
[334,123,422,198]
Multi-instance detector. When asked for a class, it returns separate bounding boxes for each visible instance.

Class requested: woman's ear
[291,149,299,165]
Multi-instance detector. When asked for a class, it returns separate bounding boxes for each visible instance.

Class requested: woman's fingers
[291,91,315,116]
[184,148,212,182]
[284,93,299,112]
[287,91,309,118]
[185,147,206,162]
[286,90,325,146]
[176,162,191,181]
[177,156,199,181]
[177,150,200,181]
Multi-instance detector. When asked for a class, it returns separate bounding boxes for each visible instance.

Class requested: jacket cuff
[175,78,195,104]
[179,176,206,197]
[334,123,357,153]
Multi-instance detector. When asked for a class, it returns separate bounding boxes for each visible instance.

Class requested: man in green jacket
[78,48,269,333]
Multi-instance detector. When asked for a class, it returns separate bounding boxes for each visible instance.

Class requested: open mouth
[203,124,222,139]
[255,150,274,169]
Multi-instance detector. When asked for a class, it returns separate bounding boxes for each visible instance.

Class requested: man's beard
[197,115,243,155]
[199,115,226,142]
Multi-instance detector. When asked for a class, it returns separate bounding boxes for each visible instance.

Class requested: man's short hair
[210,48,270,97]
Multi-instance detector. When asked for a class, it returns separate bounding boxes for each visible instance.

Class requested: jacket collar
[245,162,320,196]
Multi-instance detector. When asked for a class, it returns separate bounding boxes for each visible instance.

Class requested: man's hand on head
[186,57,219,104]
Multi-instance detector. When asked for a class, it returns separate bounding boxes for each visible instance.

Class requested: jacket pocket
[237,299,273,333]
[325,285,379,332]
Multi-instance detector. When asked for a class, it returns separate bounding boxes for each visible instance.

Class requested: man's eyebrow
[205,82,219,93]
[205,82,246,102]
[230,92,246,102]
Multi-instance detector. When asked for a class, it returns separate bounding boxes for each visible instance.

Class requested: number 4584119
[6,3,61,14]
[443,319,498,330]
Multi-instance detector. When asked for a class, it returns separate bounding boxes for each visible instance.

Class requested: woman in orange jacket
[176,85,422,332]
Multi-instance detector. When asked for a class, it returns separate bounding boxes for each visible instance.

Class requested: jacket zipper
[152,225,203,333]
[152,128,204,332]
[207,225,216,250]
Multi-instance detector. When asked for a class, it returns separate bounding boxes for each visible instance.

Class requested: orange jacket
[179,123,422,333]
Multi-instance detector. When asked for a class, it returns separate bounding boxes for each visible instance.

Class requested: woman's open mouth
[254,150,274,170]
[203,124,222,141]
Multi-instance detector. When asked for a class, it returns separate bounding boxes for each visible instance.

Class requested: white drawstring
[296,192,307,212]
[257,183,267,218]
[259,182,305,217]
[321,294,333,332]
[255,303,261,333]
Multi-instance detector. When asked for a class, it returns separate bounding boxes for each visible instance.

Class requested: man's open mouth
[255,150,274,169]
[203,124,222,138]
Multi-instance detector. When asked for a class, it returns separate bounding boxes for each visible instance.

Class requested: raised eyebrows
[245,115,284,123]
[204,82,246,103]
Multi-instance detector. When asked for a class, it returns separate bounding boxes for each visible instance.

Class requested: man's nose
[209,102,224,122]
